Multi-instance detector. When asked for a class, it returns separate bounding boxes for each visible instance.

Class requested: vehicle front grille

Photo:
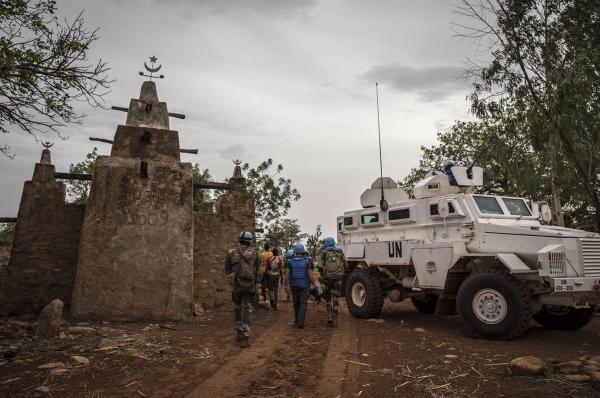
[581,238,600,277]
[548,251,566,277]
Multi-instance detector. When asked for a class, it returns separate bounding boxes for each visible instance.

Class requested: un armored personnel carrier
[337,166,600,339]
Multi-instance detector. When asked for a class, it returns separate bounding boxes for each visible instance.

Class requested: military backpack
[267,255,281,276]
[322,250,344,280]
[234,247,257,293]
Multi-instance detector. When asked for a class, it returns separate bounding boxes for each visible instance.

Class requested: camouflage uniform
[224,245,263,344]
[319,248,348,324]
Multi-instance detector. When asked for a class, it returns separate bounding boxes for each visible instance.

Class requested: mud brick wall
[193,175,255,309]
[71,155,194,321]
[0,160,85,316]
[71,81,195,322]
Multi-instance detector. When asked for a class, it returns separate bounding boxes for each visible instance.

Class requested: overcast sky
[1,0,477,238]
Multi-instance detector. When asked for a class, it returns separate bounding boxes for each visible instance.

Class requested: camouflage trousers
[232,291,255,338]
[322,279,342,321]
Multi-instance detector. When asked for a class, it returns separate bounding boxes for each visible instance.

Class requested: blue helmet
[324,237,336,248]
[238,231,253,245]
[293,243,306,255]
[286,249,294,258]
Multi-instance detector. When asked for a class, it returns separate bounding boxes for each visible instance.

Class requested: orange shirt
[261,251,273,272]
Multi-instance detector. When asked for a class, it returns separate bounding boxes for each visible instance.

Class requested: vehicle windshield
[502,198,532,216]
[473,195,533,217]
[473,196,503,215]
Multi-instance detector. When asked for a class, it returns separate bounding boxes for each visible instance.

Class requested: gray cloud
[103,0,316,20]
[361,65,466,102]
[434,119,454,132]
[215,144,245,160]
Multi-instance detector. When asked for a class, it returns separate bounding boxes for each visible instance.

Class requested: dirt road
[1,298,600,397]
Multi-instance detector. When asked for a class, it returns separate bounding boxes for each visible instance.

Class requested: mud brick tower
[71,81,194,320]
[1,149,85,316]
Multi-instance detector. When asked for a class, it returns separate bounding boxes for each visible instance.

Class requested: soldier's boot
[235,330,243,342]
[240,336,250,348]
[327,312,334,327]
[269,299,276,310]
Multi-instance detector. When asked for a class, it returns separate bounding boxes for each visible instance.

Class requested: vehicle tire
[345,268,384,319]
[533,306,595,330]
[456,269,531,340]
[411,294,438,314]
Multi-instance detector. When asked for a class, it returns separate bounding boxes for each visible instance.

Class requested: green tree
[0,1,111,157]
[263,218,307,252]
[403,116,596,229]
[65,147,97,204]
[457,0,600,229]
[0,223,15,247]
[306,224,324,259]
[400,119,548,200]
[242,159,301,231]
[191,164,217,211]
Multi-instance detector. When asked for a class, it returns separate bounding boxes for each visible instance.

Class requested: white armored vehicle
[337,166,600,339]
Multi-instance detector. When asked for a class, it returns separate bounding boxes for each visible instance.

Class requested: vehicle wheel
[345,268,384,319]
[456,269,531,340]
[534,306,595,330]
[411,294,438,314]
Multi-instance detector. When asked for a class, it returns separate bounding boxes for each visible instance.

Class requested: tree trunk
[549,147,564,227]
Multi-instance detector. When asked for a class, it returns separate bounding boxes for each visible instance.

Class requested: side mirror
[438,199,450,218]
[540,203,552,223]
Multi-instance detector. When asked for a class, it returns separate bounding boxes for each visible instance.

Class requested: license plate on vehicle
[551,278,598,292]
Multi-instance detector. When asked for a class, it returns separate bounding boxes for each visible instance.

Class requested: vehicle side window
[502,198,532,216]
[474,196,504,215]
[343,216,354,226]
[338,222,343,231]
[389,208,410,220]
[361,213,379,224]
[430,202,455,216]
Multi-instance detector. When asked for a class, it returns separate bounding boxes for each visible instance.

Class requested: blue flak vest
[289,257,310,288]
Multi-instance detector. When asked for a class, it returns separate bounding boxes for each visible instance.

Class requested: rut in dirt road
[187,300,357,398]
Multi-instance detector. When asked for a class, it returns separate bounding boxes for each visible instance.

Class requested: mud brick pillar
[71,81,193,321]
[193,164,255,309]
[0,149,85,316]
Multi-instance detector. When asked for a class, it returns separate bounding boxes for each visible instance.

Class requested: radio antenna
[376,83,388,211]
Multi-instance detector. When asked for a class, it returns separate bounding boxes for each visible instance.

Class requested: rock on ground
[510,356,547,376]
[35,299,63,339]
[70,355,89,365]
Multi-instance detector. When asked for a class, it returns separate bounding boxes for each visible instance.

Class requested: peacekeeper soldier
[224,231,263,348]
[319,237,348,327]
[284,243,319,328]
